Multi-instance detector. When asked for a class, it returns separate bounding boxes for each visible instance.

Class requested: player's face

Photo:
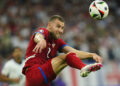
[13,48,23,64]
[49,19,64,39]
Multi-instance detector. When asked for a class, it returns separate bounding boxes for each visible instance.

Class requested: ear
[48,22,51,27]
[47,22,52,31]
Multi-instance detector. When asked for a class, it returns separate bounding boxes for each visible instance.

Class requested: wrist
[10,78,19,83]
[9,78,15,83]
[88,53,94,58]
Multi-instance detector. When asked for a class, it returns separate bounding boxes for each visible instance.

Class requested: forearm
[62,46,93,60]
[72,49,103,63]
[74,50,93,60]
[63,46,103,63]
[33,33,47,53]
[0,75,16,83]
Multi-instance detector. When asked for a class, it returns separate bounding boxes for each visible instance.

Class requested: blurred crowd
[0,0,120,85]
[0,0,120,61]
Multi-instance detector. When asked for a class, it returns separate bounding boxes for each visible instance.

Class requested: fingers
[33,45,42,53]
[12,78,20,83]
[33,45,39,53]
[39,46,43,53]
[96,55,103,63]
[98,57,103,63]
[32,47,36,52]
[16,78,20,83]
[93,53,103,63]
[95,56,99,63]
[33,40,45,53]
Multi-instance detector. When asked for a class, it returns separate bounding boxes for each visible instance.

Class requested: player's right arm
[33,33,46,53]
[1,63,20,83]
[62,46,103,63]
[0,75,20,83]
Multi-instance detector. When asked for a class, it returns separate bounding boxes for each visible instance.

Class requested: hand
[11,78,20,83]
[33,39,46,53]
[91,53,103,63]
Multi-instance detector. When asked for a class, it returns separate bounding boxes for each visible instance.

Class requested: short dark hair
[49,15,64,22]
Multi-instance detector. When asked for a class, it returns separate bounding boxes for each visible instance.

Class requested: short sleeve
[1,62,10,76]
[58,39,68,52]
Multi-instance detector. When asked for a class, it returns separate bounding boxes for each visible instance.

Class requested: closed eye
[57,24,64,30]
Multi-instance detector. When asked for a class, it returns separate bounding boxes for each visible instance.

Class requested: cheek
[15,52,22,57]
[13,53,17,57]
[18,53,22,56]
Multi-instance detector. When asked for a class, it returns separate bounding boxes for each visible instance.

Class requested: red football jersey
[23,28,67,74]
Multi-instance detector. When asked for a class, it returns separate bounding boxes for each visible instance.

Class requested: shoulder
[2,59,14,69]
[36,28,48,33]
[34,28,49,37]
[56,38,67,47]
[4,59,14,65]
[55,38,67,46]
[56,38,65,42]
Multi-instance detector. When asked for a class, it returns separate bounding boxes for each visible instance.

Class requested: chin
[55,35,60,39]
[57,36,60,39]
[54,36,58,40]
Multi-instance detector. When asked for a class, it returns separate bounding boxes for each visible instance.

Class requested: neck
[14,59,22,64]
[50,32,57,40]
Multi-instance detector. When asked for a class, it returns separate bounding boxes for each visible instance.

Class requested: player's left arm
[33,33,46,53]
[62,45,103,63]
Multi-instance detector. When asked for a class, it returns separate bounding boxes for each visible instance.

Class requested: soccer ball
[89,0,109,20]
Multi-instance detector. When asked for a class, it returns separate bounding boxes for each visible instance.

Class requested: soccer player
[22,15,103,86]
[1,47,25,86]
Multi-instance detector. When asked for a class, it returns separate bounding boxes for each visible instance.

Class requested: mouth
[49,31,61,40]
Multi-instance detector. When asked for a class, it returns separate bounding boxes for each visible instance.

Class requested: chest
[8,64,23,78]
[45,41,58,58]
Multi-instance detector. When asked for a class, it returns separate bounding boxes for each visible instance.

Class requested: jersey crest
[39,30,44,33]
[52,43,56,48]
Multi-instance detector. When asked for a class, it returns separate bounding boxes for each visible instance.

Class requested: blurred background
[0,0,120,86]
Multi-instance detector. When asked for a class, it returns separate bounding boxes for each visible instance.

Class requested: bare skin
[0,75,20,83]
[33,19,103,75]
